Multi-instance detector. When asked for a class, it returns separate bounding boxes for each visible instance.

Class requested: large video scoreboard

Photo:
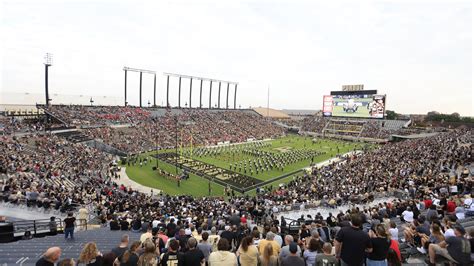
[323,90,386,119]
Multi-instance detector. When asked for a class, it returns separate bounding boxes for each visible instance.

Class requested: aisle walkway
[116,168,161,196]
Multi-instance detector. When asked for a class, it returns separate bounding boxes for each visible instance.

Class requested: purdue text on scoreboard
[342,84,364,91]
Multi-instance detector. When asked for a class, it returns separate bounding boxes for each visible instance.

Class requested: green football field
[125,135,362,197]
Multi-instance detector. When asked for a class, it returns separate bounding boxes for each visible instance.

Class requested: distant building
[253,107,290,119]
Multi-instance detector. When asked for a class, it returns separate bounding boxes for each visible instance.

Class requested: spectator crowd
[0,107,472,265]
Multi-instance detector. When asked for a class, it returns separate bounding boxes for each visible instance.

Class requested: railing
[0,217,89,242]
[0,217,63,243]
[10,217,64,236]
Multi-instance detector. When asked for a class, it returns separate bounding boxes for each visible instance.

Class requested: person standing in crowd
[112,234,130,258]
[271,227,283,247]
[141,225,153,243]
[57,258,76,266]
[78,242,103,266]
[303,238,319,266]
[281,243,304,266]
[138,239,159,265]
[64,212,76,240]
[237,236,258,266]
[78,205,89,230]
[208,239,238,266]
[181,238,205,266]
[335,214,370,266]
[258,232,281,257]
[160,239,182,266]
[366,224,391,266]
[314,242,338,266]
[166,218,177,238]
[36,247,62,266]
[220,225,236,249]
[259,243,279,266]
[280,235,301,261]
[197,232,213,263]
[116,241,141,266]
[48,216,58,236]
[158,227,169,246]
[388,221,398,241]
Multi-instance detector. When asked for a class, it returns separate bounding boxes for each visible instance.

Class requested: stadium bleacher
[0,106,472,265]
[0,228,141,265]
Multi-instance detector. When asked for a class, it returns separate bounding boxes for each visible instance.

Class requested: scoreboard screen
[322,93,385,119]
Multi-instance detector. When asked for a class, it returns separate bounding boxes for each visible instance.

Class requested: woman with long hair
[77,242,102,266]
[118,241,141,266]
[237,236,258,266]
[259,243,278,266]
[137,239,159,266]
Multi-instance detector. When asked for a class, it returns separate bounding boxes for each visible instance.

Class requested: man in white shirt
[152,219,159,228]
[389,221,399,241]
[271,227,283,247]
[402,207,414,223]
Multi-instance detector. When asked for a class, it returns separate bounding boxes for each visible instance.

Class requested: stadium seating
[0,106,472,265]
[0,228,140,264]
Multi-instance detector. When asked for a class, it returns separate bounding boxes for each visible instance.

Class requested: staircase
[36,105,69,126]
[53,130,92,143]
[0,227,142,265]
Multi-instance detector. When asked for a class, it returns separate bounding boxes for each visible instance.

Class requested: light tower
[44,53,53,106]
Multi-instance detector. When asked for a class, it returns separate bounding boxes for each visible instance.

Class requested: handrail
[0,217,87,238]
[0,217,63,237]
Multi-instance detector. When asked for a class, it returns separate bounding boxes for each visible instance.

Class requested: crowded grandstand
[1,1,473,265]
[0,102,473,266]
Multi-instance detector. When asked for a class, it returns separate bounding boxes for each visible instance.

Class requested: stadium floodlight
[44,53,53,106]
[123,66,156,107]
[163,72,238,109]
[44,53,53,66]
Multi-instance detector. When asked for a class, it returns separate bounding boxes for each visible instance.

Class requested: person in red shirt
[424,197,433,210]
[389,239,402,262]
[446,199,456,214]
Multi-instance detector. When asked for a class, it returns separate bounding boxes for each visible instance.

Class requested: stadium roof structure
[281,109,319,116]
[391,132,439,139]
[253,107,290,119]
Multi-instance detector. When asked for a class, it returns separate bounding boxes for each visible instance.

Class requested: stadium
[1,1,473,266]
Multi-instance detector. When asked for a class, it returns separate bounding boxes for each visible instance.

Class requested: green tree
[385,110,398,120]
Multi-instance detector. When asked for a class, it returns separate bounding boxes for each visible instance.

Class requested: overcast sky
[1,0,472,115]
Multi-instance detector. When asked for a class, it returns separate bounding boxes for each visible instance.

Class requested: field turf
[125,135,361,196]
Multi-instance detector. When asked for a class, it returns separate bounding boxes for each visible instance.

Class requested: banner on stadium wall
[322,95,333,117]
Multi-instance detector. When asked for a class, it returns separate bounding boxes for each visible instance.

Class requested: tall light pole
[175,115,179,176]
[44,53,53,106]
